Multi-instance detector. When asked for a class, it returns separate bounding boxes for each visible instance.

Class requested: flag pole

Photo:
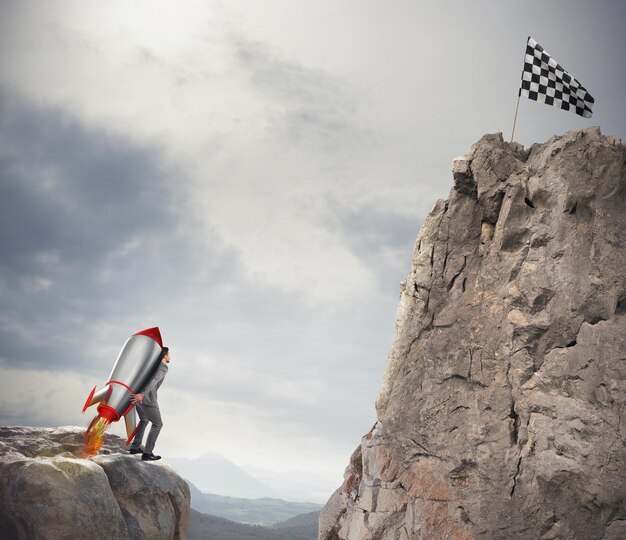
[511,36,530,143]
[510,94,521,142]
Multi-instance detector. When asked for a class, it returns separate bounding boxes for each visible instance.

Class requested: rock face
[0,426,190,539]
[320,128,626,539]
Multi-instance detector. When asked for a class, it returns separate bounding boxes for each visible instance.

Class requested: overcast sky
[1,0,624,499]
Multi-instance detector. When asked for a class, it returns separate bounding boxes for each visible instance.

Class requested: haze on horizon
[0,0,624,501]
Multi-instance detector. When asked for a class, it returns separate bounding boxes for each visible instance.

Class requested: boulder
[0,426,190,540]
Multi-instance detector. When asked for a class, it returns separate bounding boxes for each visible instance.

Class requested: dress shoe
[141,453,161,461]
[129,447,144,454]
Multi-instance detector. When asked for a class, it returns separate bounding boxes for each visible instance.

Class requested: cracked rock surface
[320,128,626,539]
[0,426,190,539]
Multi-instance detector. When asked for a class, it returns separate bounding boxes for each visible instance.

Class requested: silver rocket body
[83,327,164,444]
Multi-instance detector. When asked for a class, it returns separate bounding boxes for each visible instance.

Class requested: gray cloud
[233,36,365,155]
[0,90,392,457]
[325,198,422,287]
[0,90,201,371]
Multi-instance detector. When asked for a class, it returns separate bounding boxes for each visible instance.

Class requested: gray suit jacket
[141,362,168,407]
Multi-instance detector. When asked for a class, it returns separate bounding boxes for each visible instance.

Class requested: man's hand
[131,393,143,403]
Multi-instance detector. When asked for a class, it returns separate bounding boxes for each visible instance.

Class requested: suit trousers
[130,402,163,454]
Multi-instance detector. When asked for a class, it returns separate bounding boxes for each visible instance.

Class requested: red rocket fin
[82,386,109,412]
[124,408,139,446]
[134,327,163,348]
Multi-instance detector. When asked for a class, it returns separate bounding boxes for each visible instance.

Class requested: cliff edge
[320,128,626,539]
[0,426,190,539]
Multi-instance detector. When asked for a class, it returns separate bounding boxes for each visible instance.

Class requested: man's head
[162,347,170,364]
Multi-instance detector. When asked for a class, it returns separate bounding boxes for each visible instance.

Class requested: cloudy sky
[1,0,624,499]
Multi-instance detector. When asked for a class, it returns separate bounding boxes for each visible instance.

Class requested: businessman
[129,346,170,461]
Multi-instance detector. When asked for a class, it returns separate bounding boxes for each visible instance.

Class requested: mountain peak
[320,129,626,539]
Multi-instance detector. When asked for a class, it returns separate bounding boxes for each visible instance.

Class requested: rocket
[83,327,164,444]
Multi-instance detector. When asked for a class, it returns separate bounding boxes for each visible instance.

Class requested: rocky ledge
[0,426,190,539]
[320,128,626,539]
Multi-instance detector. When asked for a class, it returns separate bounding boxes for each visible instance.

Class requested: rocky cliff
[320,128,626,540]
[0,426,190,539]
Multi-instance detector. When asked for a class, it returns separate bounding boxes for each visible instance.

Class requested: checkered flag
[519,36,594,118]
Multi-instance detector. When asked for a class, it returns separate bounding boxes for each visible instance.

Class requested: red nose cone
[134,327,163,347]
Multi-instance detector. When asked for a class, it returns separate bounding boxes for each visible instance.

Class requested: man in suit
[129,347,170,461]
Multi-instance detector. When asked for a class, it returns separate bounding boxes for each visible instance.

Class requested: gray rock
[0,426,190,540]
[321,128,626,539]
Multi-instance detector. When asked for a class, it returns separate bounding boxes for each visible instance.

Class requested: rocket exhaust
[83,416,110,457]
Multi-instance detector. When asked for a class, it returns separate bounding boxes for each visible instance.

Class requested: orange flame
[83,417,110,458]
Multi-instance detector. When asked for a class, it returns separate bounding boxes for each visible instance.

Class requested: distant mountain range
[167,451,337,502]
[167,450,329,535]
[187,481,322,526]
[241,464,337,503]
[168,453,274,499]
[188,508,319,540]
